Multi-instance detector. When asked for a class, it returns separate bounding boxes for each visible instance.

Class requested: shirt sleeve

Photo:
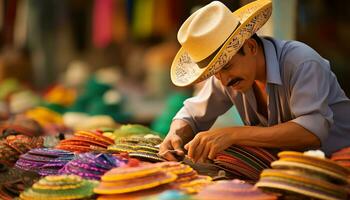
[173,76,233,134]
[290,60,334,146]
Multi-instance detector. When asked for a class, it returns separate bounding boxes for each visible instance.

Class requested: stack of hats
[108,134,164,163]
[15,148,74,176]
[56,130,114,153]
[156,162,198,183]
[0,179,26,200]
[196,179,277,200]
[0,135,44,167]
[20,175,98,200]
[94,164,177,199]
[176,176,213,194]
[256,151,349,200]
[113,124,161,139]
[25,107,63,127]
[0,115,44,138]
[156,162,213,193]
[59,152,124,180]
[213,145,277,181]
[331,147,350,169]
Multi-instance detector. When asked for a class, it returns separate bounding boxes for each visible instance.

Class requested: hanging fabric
[113,0,128,43]
[2,0,17,45]
[131,0,154,39]
[92,0,114,48]
[152,0,173,37]
[14,0,29,48]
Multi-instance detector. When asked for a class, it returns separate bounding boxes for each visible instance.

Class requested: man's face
[214,41,258,92]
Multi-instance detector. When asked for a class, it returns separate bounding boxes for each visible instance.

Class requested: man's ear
[245,38,258,56]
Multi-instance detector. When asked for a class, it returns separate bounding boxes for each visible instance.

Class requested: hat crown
[177,1,239,62]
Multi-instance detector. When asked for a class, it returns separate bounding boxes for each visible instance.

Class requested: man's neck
[255,44,266,84]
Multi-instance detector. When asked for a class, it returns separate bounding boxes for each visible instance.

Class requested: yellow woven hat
[171,0,272,86]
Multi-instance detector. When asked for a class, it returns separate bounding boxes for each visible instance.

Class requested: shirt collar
[261,37,282,85]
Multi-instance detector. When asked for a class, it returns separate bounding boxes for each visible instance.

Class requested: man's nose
[215,71,230,86]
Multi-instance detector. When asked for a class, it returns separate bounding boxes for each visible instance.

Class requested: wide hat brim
[171,0,272,87]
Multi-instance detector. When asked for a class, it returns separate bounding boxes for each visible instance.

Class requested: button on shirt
[174,37,350,155]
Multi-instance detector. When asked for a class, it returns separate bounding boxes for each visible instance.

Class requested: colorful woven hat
[20,175,98,200]
[196,179,277,200]
[56,130,114,153]
[15,148,74,176]
[213,145,277,181]
[0,179,26,200]
[331,147,350,170]
[0,135,44,167]
[0,115,44,138]
[113,124,161,138]
[25,107,63,127]
[271,151,349,184]
[59,152,124,180]
[256,151,350,200]
[97,185,170,200]
[156,162,198,183]
[108,133,164,163]
[94,164,177,195]
[176,175,213,194]
[171,0,272,86]
[257,169,347,200]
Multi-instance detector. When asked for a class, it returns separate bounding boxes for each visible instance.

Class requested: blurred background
[0,0,349,136]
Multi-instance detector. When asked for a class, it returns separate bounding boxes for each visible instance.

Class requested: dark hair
[236,33,262,55]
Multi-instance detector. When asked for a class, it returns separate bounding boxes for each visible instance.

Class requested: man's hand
[158,119,194,161]
[184,128,235,163]
[159,134,185,161]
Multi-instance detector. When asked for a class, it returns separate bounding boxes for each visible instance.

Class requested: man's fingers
[192,140,205,163]
[186,138,200,161]
[158,150,178,161]
[208,145,219,160]
[170,138,185,157]
[198,143,211,163]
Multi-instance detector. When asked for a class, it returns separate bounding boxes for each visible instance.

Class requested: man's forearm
[169,119,195,145]
[230,121,321,150]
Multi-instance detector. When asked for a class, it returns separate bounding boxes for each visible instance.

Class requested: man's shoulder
[264,36,325,67]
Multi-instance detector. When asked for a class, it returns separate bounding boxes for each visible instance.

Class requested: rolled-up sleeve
[174,76,233,133]
[290,60,334,146]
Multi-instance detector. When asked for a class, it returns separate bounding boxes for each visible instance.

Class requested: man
[159,0,350,163]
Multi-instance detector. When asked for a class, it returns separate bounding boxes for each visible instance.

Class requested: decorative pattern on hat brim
[171,0,272,86]
[256,169,347,200]
[94,171,176,194]
[276,151,349,184]
[59,153,124,180]
[20,175,98,200]
[271,160,349,185]
[96,185,170,200]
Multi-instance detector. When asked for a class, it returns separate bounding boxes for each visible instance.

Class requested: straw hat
[171,0,272,86]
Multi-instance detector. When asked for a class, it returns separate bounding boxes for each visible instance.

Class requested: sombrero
[171,0,272,86]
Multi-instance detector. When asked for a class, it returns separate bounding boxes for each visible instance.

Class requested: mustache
[227,78,243,87]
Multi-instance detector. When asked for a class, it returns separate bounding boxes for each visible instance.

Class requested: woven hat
[171,0,272,86]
